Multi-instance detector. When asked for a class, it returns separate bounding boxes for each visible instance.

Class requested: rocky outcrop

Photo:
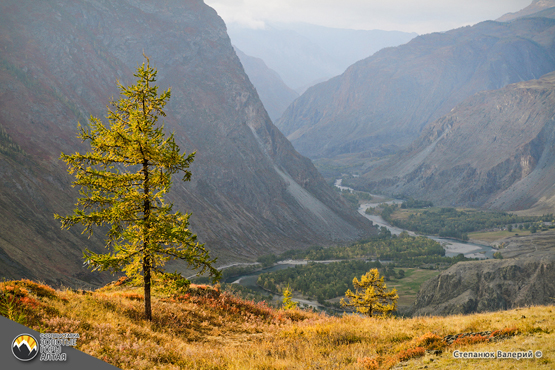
[497,0,555,22]
[411,255,555,316]
[234,47,298,122]
[276,14,555,160]
[0,0,373,287]
[411,230,555,316]
[349,72,555,212]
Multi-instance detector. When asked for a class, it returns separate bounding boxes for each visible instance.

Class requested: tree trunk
[143,159,152,320]
[144,253,152,320]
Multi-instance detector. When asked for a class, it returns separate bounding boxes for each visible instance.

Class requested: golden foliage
[0,279,553,369]
[340,268,398,317]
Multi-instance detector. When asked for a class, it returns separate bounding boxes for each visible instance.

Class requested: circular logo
[12,333,39,361]
[535,350,543,359]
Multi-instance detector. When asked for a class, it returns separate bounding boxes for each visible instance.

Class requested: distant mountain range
[276,8,555,161]
[0,0,372,286]
[348,72,555,212]
[234,47,299,122]
[227,23,417,93]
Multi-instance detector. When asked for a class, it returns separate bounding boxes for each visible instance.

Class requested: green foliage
[493,252,503,259]
[155,272,191,297]
[282,284,298,310]
[380,203,398,220]
[385,207,551,240]
[340,269,398,317]
[257,254,278,268]
[258,260,381,302]
[337,189,373,209]
[221,265,260,279]
[340,191,360,209]
[256,231,470,271]
[55,56,219,320]
[401,198,433,209]
[0,290,27,325]
[0,125,24,157]
[282,234,445,263]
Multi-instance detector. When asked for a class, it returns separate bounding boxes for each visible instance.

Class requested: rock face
[497,0,555,22]
[411,231,555,316]
[234,47,299,122]
[0,0,372,286]
[349,72,555,212]
[412,256,555,316]
[276,14,555,160]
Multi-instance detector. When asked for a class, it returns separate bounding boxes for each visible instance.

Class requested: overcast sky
[204,0,533,34]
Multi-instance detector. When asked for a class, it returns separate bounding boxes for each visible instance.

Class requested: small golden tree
[341,269,398,317]
[282,284,298,310]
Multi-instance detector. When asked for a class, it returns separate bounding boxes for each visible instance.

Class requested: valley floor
[1,279,553,369]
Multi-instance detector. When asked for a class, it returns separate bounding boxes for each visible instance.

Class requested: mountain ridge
[0,0,372,287]
[276,15,555,160]
[348,71,555,212]
[233,47,299,122]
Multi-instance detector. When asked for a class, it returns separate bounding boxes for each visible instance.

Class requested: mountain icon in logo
[12,334,39,361]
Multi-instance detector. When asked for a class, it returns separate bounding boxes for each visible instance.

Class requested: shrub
[397,347,426,362]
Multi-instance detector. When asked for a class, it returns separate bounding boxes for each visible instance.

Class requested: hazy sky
[204,0,533,34]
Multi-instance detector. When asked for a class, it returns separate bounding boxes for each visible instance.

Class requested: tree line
[378,204,553,240]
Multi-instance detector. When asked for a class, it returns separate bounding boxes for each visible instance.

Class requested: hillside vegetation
[1,279,553,369]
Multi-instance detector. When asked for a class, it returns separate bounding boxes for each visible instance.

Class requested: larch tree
[55,56,220,320]
[340,268,398,317]
[282,284,298,310]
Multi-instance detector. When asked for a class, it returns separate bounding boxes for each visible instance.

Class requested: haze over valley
[2,2,555,368]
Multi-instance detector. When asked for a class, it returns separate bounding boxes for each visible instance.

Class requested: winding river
[337,178,495,260]
[224,179,495,308]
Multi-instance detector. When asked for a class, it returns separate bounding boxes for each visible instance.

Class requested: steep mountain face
[411,231,555,316]
[234,47,299,122]
[497,0,555,22]
[276,16,555,160]
[227,23,416,93]
[0,0,372,286]
[350,72,555,212]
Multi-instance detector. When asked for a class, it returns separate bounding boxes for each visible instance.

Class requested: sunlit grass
[1,279,553,369]
[468,229,533,242]
[387,269,441,306]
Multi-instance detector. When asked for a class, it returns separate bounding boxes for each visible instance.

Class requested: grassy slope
[468,230,533,242]
[387,269,441,306]
[1,279,553,369]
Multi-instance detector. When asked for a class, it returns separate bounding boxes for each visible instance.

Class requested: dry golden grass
[1,279,553,369]
[469,230,533,242]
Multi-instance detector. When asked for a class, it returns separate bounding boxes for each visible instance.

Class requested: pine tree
[340,269,398,317]
[55,56,220,320]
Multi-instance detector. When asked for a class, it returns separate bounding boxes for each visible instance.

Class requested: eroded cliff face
[276,14,555,160]
[350,72,555,212]
[0,0,372,286]
[411,232,555,316]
